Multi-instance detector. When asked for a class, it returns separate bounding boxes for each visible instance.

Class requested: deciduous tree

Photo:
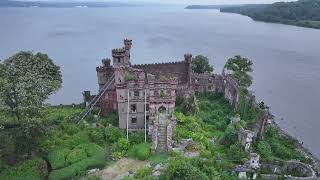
[191,55,214,74]
[224,55,253,89]
[0,51,62,120]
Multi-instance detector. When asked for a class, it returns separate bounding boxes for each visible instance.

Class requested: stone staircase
[156,124,167,153]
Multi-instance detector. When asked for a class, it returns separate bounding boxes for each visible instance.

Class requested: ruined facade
[94,39,240,152]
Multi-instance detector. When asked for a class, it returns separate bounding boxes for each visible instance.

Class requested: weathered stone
[239,128,254,152]
[87,168,99,175]
[95,39,243,153]
[249,153,260,169]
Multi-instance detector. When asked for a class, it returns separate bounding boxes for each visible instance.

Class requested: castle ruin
[92,39,240,152]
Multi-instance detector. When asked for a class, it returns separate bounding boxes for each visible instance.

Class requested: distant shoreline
[0,0,135,8]
[185,5,244,10]
[186,1,320,30]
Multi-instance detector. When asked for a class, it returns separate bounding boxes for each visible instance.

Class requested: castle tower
[124,39,132,64]
[184,54,193,86]
[112,48,128,67]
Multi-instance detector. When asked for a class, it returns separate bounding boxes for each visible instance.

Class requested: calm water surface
[1,7,320,158]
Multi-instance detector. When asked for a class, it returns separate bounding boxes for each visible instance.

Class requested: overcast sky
[19,0,295,5]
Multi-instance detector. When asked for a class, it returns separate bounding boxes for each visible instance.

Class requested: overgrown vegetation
[0,51,313,179]
[124,72,137,81]
[254,127,310,163]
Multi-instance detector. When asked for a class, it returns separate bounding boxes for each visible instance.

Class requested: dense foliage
[254,127,310,163]
[191,55,213,74]
[221,0,320,29]
[0,51,62,120]
[48,143,105,180]
[224,55,253,89]
[0,52,63,165]
[128,143,151,161]
[0,158,48,180]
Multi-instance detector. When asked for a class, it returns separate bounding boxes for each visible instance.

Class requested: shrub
[166,158,209,180]
[84,175,101,180]
[48,143,105,180]
[115,138,130,151]
[220,127,238,147]
[76,143,104,157]
[0,158,48,180]
[105,127,124,143]
[128,143,151,161]
[88,128,105,145]
[129,132,145,145]
[111,138,130,160]
[175,112,187,123]
[257,140,272,160]
[227,144,248,163]
[101,112,118,127]
[134,167,152,179]
[66,148,88,165]
[48,148,71,170]
[64,131,91,149]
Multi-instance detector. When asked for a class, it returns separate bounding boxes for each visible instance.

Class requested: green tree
[0,51,62,120]
[0,51,62,163]
[191,55,214,74]
[224,55,253,89]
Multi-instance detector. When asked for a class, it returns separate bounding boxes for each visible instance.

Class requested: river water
[0,7,320,158]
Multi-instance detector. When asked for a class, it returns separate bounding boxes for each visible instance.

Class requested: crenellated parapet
[184,54,193,64]
[112,48,126,58]
[124,39,132,50]
[102,58,111,67]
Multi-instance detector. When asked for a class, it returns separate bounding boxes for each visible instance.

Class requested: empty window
[117,58,121,63]
[146,115,149,122]
[146,104,150,112]
[131,104,137,113]
[131,117,137,124]
[134,91,139,97]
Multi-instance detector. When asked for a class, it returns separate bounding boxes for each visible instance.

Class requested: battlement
[133,60,186,67]
[184,54,193,63]
[124,39,133,50]
[112,48,126,57]
[96,66,106,72]
[102,58,111,67]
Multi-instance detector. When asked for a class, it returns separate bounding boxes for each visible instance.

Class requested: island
[220,0,320,29]
[1,39,319,179]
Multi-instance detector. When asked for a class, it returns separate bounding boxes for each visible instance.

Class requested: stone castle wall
[132,60,191,86]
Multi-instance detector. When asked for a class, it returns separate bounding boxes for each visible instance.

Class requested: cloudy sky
[19,0,295,5]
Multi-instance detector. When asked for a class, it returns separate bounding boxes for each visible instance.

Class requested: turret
[124,39,133,63]
[124,39,132,50]
[184,54,193,86]
[184,54,192,64]
[112,48,128,67]
[102,58,111,68]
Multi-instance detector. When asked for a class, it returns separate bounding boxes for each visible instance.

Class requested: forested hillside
[220,0,320,29]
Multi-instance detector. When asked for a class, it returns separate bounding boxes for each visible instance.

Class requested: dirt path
[95,158,149,180]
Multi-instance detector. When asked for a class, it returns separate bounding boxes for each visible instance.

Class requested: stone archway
[158,106,166,114]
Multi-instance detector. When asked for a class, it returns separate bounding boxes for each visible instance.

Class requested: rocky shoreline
[272,120,320,176]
